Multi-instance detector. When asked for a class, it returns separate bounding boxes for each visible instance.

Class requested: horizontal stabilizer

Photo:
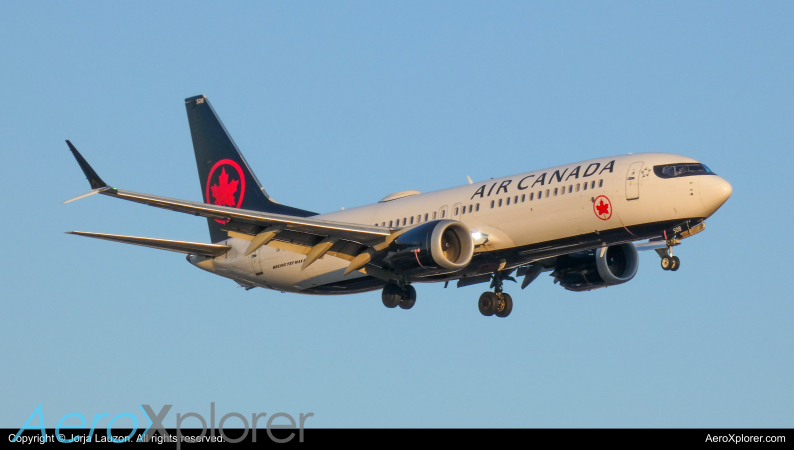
[66,231,231,257]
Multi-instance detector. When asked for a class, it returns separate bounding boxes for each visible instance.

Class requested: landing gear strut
[479,271,514,317]
[658,241,681,272]
[382,283,416,310]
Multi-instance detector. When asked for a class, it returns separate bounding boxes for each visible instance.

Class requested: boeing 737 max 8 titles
[64,95,732,317]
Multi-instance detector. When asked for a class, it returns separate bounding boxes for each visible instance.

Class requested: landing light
[472,232,481,240]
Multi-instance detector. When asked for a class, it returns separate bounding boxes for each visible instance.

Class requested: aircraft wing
[64,141,395,275]
[67,231,232,257]
[99,187,397,268]
[101,188,389,243]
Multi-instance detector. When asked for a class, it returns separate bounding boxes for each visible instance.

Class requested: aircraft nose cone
[699,176,732,215]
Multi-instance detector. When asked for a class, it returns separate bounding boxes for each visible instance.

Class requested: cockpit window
[653,163,715,178]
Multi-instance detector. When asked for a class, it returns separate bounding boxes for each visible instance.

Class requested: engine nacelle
[383,220,474,274]
[553,243,639,292]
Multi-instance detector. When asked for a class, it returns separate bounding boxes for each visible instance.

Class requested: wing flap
[67,231,231,257]
[227,230,364,261]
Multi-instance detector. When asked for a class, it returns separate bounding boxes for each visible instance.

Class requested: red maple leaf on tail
[210,168,239,207]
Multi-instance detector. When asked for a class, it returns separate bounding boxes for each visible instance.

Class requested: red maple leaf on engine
[210,168,239,207]
[596,199,610,216]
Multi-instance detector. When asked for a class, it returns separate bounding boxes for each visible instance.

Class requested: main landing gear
[478,292,512,317]
[382,283,416,310]
[381,272,516,317]
[478,271,513,318]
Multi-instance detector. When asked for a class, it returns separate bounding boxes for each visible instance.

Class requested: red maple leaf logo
[596,199,610,216]
[210,168,239,207]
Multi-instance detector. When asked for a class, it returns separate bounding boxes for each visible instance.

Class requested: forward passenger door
[625,162,644,200]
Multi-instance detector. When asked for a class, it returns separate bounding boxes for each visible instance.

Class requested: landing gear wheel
[382,283,402,308]
[670,256,680,271]
[661,256,671,271]
[399,285,417,309]
[495,293,513,318]
[478,292,497,316]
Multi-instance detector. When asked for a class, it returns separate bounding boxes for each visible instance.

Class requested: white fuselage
[190,153,731,293]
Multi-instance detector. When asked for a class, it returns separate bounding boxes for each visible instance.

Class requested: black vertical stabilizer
[185,95,316,243]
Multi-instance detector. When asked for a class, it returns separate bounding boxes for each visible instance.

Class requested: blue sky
[1,1,792,428]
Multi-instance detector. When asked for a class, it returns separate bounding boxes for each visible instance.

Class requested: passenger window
[461,207,466,215]
[468,205,472,213]
[441,210,446,218]
[506,197,510,205]
[583,183,587,191]
[598,179,603,188]
[554,188,558,196]
[424,213,429,221]
[569,185,572,193]
[454,207,459,215]
[382,222,385,227]
[476,203,480,211]
[530,193,534,201]
[403,218,407,225]
[491,200,495,208]
[432,212,437,220]
[538,191,542,199]
[576,183,580,192]
[546,189,550,197]
[521,194,525,202]
[591,181,596,189]
[410,216,414,224]
[498,199,503,207]
[389,220,393,227]
[514,195,518,203]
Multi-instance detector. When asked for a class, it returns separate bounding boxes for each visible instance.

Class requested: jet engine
[383,220,474,274]
[552,243,639,292]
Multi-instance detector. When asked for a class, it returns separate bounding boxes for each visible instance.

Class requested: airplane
[64,95,732,318]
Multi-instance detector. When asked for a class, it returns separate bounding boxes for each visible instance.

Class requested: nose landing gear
[660,255,680,271]
[656,221,708,271]
[658,240,681,272]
